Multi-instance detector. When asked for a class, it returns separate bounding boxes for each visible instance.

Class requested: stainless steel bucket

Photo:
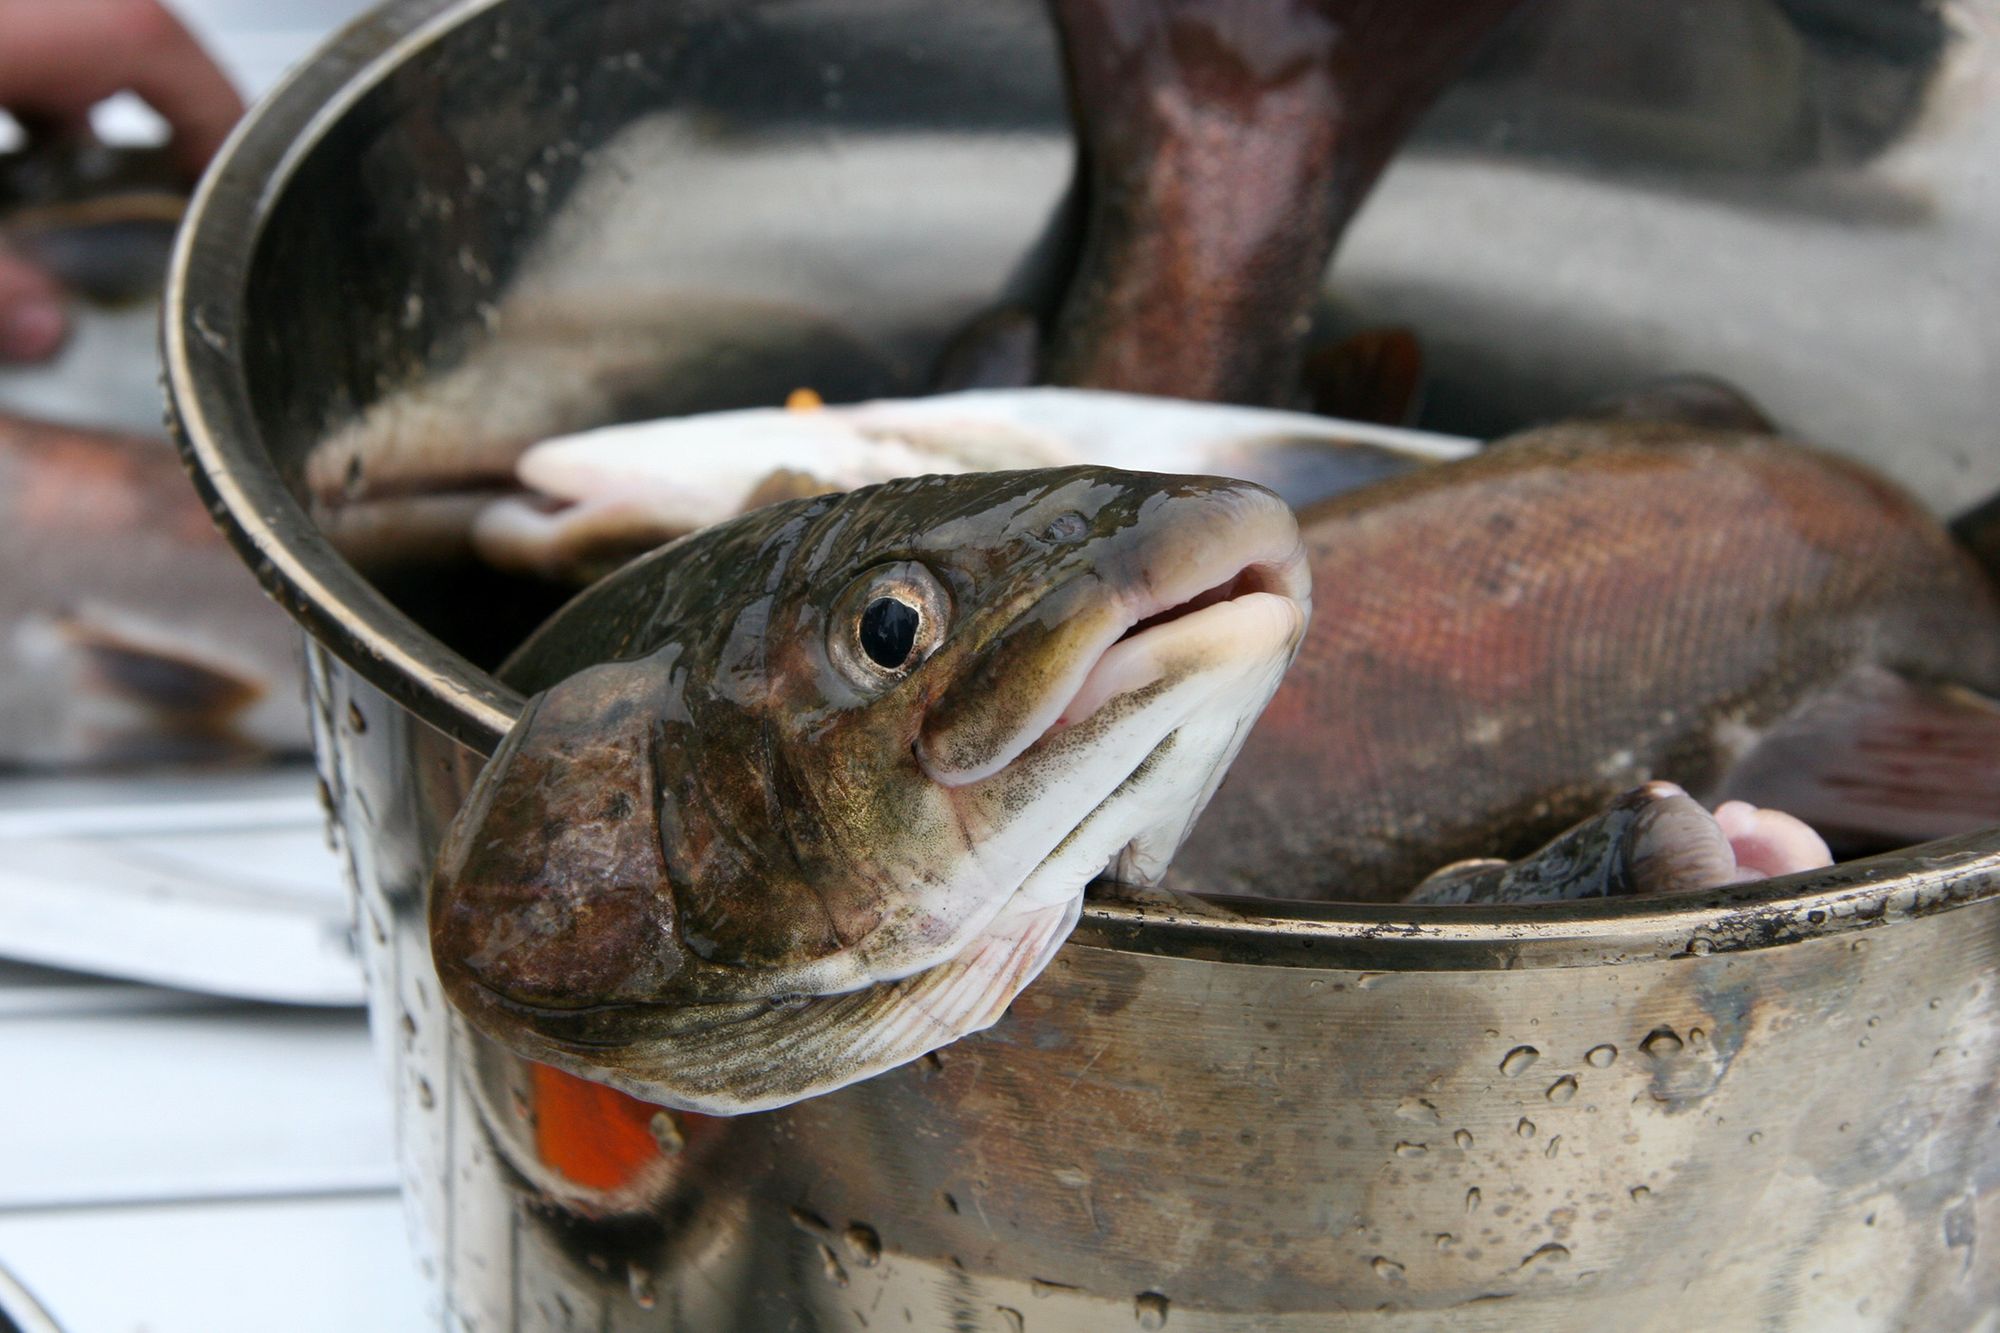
[165,1,2000,1327]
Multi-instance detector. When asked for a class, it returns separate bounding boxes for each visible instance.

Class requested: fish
[1169,418,2000,901]
[472,387,1472,583]
[1404,783,1832,907]
[429,466,1311,1113]
[1039,0,1528,405]
[0,414,308,767]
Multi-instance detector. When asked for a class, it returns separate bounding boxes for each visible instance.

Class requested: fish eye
[831,562,950,688]
[860,597,921,668]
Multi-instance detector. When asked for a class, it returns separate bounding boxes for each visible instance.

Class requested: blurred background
[0,5,428,1332]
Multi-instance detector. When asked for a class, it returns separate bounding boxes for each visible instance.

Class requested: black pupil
[860,597,921,669]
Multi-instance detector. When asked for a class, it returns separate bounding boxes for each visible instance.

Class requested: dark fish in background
[934,0,1524,413]
[1170,419,2000,901]
[0,415,307,767]
[1041,0,1528,406]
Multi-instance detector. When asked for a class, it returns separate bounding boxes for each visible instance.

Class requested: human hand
[0,0,243,362]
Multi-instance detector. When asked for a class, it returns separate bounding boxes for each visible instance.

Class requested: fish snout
[919,475,1309,786]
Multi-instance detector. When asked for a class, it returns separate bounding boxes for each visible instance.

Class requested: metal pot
[165,0,2000,1327]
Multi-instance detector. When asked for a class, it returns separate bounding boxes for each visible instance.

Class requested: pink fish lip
[1049,555,1310,733]
[919,506,1311,789]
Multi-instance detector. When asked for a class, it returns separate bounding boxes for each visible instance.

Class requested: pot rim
[162,0,2000,970]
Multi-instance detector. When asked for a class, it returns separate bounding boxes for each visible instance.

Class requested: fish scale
[1171,420,2000,901]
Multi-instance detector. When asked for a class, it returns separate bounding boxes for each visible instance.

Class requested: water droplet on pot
[1134,1291,1170,1328]
[1500,1046,1540,1077]
[1640,1027,1684,1058]
[1546,1075,1579,1104]
[1585,1044,1618,1068]
[1519,1243,1571,1271]
[1395,1096,1441,1123]
[843,1223,882,1267]
[1371,1256,1406,1282]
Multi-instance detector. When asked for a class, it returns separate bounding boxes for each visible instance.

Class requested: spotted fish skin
[1171,420,2000,902]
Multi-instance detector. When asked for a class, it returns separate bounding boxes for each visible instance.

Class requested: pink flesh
[1053,566,1296,730]
[1712,800,1834,882]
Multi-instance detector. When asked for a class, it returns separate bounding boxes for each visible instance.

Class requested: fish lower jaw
[1054,590,1307,735]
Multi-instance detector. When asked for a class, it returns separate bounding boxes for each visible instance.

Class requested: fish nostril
[1043,511,1089,544]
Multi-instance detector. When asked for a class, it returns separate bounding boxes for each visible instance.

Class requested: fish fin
[1088,880,1245,920]
[527,1060,673,1194]
[1571,373,1777,434]
[55,616,266,721]
[579,897,1081,1115]
[1718,666,2000,847]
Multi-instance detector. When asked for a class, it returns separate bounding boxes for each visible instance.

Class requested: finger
[113,2,245,177]
[0,248,69,363]
[0,0,243,178]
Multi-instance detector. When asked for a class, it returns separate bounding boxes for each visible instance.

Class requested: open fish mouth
[919,482,1310,788]
[1055,565,1309,735]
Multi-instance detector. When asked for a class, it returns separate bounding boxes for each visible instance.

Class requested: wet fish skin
[1043,0,1526,405]
[1169,419,2000,901]
[0,414,307,768]
[432,467,1309,1112]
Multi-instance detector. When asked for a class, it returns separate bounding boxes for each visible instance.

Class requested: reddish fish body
[1044,0,1524,405]
[1172,421,2000,901]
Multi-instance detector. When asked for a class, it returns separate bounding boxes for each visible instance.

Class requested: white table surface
[0,767,431,1332]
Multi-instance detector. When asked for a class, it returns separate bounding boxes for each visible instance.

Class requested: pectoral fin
[1717,666,2000,848]
[542,896,1081,1115]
